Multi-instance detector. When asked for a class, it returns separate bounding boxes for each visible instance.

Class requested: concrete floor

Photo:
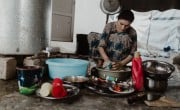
[0,72,180,110]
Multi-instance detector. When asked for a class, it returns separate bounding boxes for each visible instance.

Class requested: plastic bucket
[17,66,43,95]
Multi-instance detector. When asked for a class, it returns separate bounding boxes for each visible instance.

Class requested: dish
[85,84,122,97]
[85,78,134,97]
[109,86,135,94]
[36,84,80,100]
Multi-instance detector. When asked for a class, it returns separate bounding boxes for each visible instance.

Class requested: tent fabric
[131,9,180,56]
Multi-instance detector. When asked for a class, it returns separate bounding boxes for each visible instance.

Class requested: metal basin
[63,76,89,88]
[96,66,131,81]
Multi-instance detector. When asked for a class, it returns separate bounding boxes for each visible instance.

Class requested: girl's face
[116,19,131,32]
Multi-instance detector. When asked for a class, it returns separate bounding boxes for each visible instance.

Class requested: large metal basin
[97,66,131,81]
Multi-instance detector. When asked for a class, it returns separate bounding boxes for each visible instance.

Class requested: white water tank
[0,0,51,55]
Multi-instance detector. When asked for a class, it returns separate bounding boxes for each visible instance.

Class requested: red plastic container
[51,78,67,98]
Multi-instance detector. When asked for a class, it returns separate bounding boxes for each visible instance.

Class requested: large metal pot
[96,66,131,81]
[142,60,175,80]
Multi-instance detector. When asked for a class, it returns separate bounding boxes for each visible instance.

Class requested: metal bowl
[63,76,89,88]
[142,60,175,80]
[96,66,131,81]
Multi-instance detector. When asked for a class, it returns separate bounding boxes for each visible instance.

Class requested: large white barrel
[0,0,51,55]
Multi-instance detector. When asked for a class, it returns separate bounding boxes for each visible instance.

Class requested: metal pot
[145,77,168,92]
[142,60,175,80]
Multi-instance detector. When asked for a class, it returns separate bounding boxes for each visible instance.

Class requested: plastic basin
[46,58,89,79]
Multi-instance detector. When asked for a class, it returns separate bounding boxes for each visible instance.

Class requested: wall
[50,0,180,55]
[50,0,106,53]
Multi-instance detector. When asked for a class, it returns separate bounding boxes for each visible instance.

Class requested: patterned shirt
[98,22,137,61]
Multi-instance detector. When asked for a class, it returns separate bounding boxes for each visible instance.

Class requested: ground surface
[0,72,180,110]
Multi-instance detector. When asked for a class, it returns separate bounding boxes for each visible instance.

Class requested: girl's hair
[117,10,134,22]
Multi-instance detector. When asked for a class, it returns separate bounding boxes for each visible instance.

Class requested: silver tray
[36,84,80,100]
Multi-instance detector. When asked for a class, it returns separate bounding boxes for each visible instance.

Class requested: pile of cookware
[142,60,175,101]
[21,57,175,103]
[85,67,135,97]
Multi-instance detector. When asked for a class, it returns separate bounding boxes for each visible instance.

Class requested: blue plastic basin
[46,58,89,79]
